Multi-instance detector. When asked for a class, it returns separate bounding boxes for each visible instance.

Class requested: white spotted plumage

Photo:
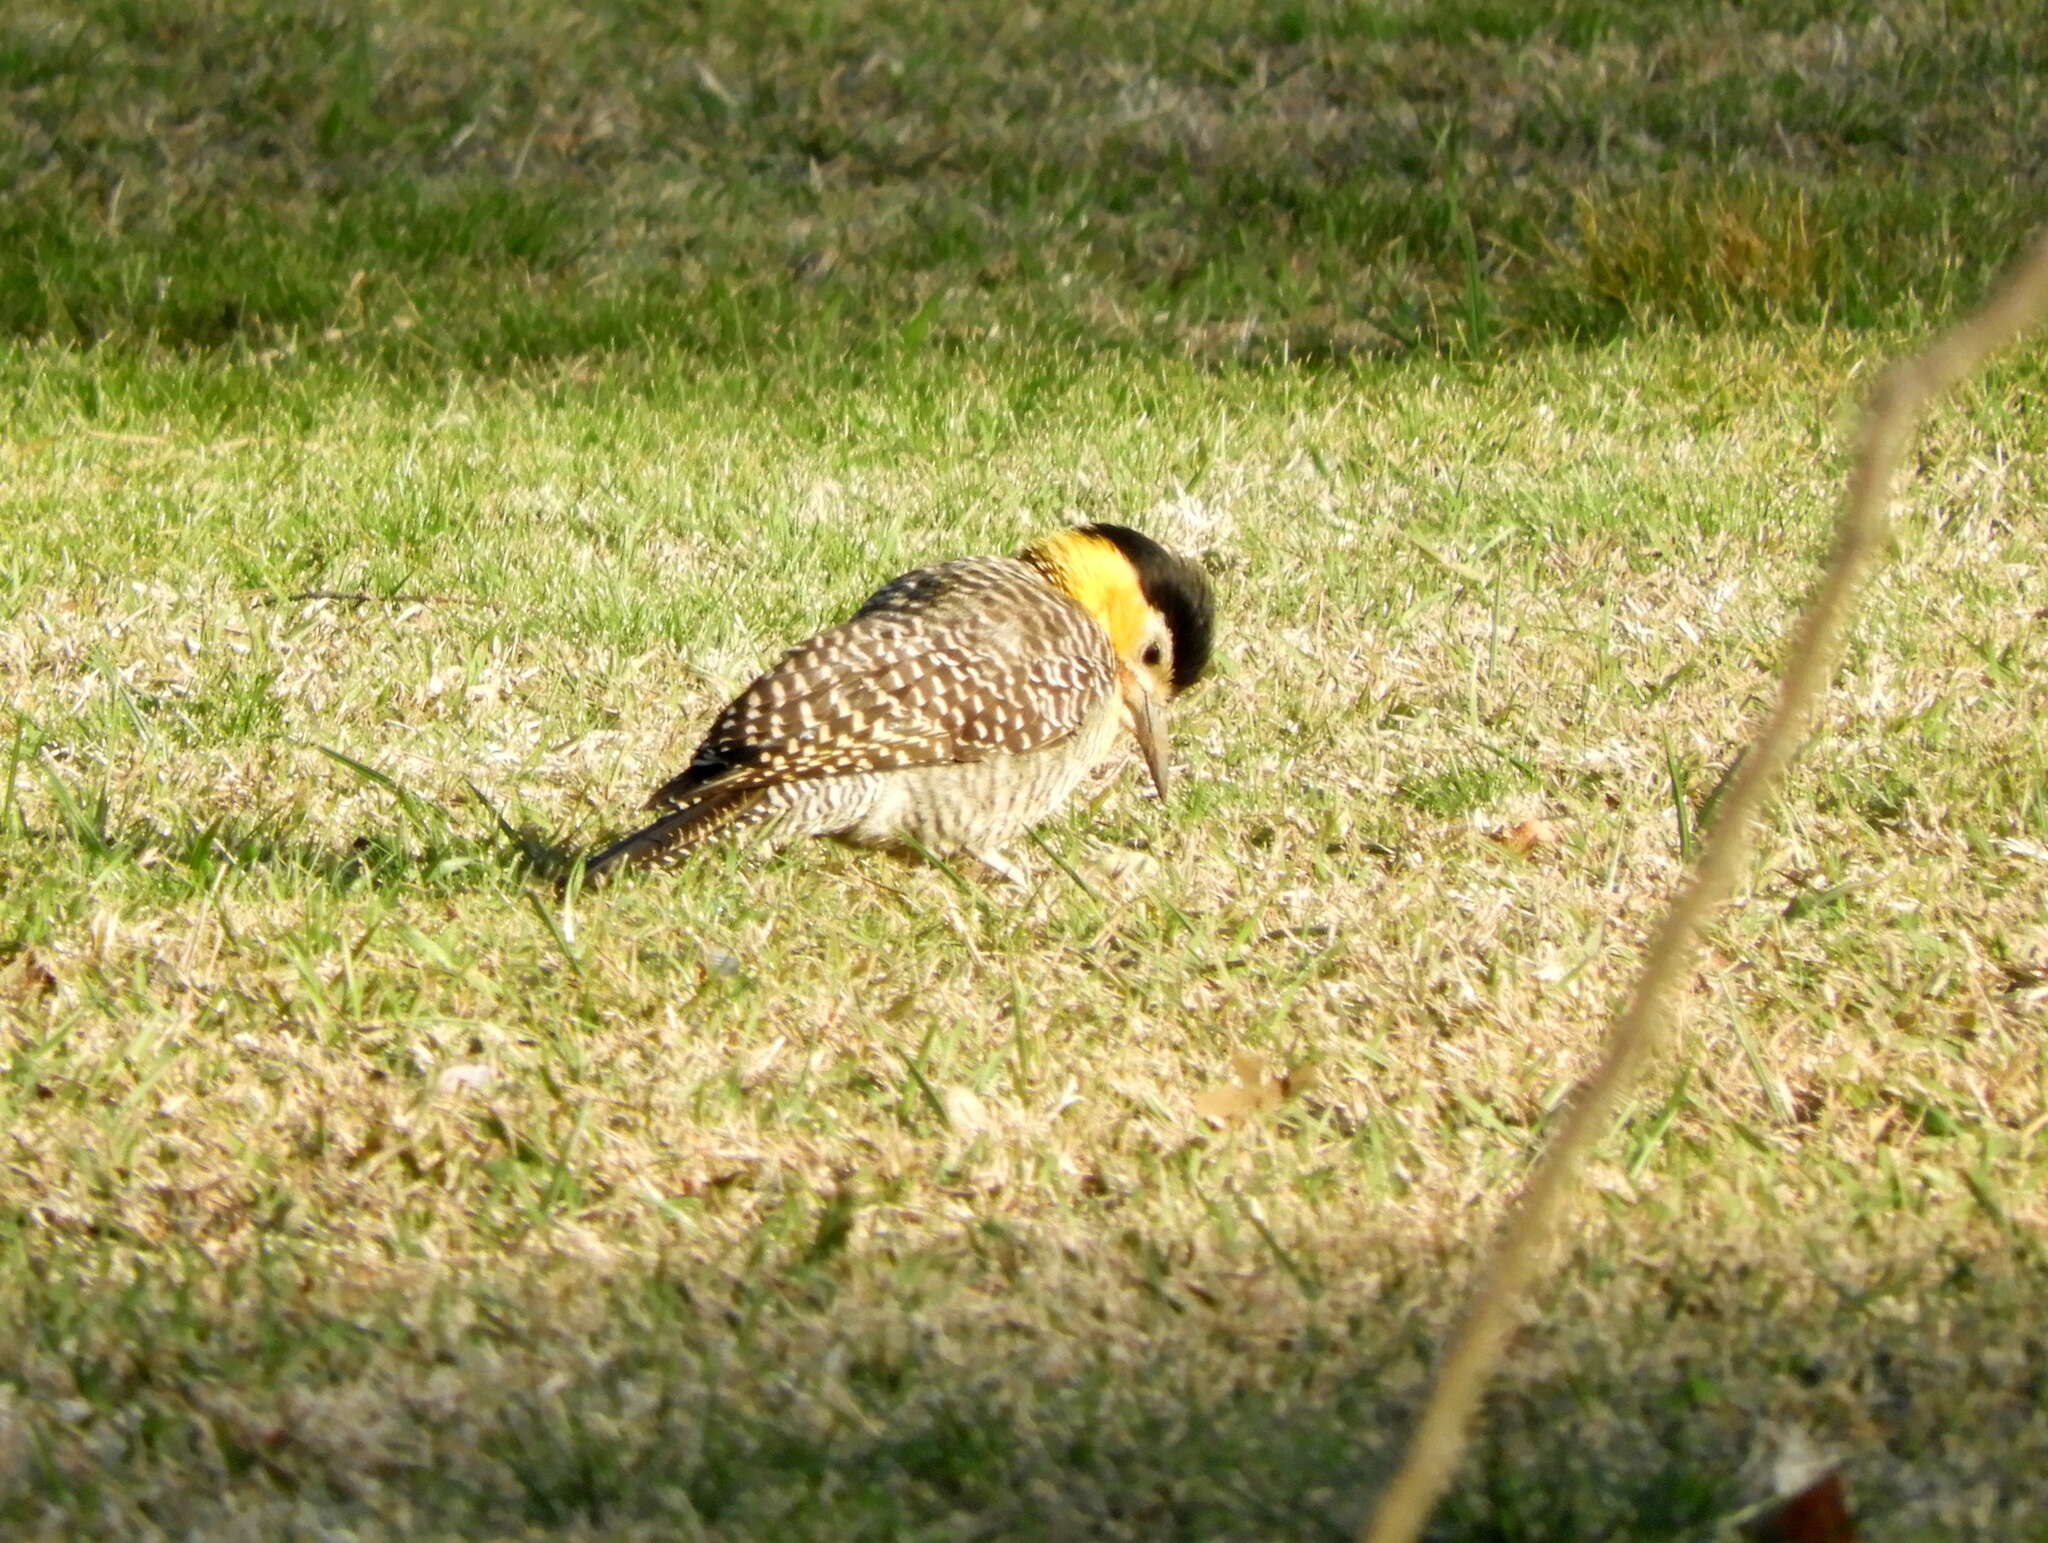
[584,554,1128,880]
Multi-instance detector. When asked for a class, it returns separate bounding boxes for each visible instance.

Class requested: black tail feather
[582,785,763,882]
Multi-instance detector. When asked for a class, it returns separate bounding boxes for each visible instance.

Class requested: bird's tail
[581,785,769,883]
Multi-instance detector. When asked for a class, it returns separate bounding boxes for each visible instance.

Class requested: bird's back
[652,555,1117,809]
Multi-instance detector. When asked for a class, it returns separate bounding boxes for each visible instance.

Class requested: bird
[582,522,1214,884]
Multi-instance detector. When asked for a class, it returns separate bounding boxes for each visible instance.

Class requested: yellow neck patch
[1023,529,1150,661]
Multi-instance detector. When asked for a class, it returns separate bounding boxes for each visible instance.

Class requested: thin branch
[1359,228,2048,1543]
[260,590,476,606]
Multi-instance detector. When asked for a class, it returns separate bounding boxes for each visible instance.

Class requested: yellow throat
[1021,528,1151,661]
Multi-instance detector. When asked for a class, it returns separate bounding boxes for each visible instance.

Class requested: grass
[3,1,2048,1537]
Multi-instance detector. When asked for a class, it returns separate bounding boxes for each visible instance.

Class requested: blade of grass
[309,741,452,836]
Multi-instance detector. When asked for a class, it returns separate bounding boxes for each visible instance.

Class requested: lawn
[3,2,2047,1537]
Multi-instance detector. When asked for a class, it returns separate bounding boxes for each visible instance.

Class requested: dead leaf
[2000,960,2048,999]
[1194,1053,1319,1121]
[1744,1470,1857,1542]
[1489,818,1562,856]
[942,1085,991,1136]
[0,948,61,1004]
[435,1063,496,1096]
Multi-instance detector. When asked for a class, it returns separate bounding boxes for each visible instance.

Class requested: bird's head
[1021,522,1214,796]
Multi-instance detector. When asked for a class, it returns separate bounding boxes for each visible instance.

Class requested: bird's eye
[1142,643,1163,667]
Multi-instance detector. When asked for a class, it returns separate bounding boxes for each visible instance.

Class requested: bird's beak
[1122,676,1172,799]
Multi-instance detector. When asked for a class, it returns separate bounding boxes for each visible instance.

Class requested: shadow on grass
[3,799,586,917]
[3,1227,2041,1538]
[0,2,2042,371]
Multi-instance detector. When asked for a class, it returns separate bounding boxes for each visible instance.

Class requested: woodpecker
[584,523,1214,882]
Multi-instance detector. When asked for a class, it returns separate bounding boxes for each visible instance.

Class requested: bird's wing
[646,566,1115,809]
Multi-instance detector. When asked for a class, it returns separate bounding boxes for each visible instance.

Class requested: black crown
[1081,523,1214,692]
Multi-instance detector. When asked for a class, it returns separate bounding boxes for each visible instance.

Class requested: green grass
[4,1,2048,1538]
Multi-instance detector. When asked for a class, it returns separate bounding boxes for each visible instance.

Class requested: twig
[1392,528,1492,589]
[264,590,475,606]
[1358,229,2048,1543]
[74,430,256,451]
